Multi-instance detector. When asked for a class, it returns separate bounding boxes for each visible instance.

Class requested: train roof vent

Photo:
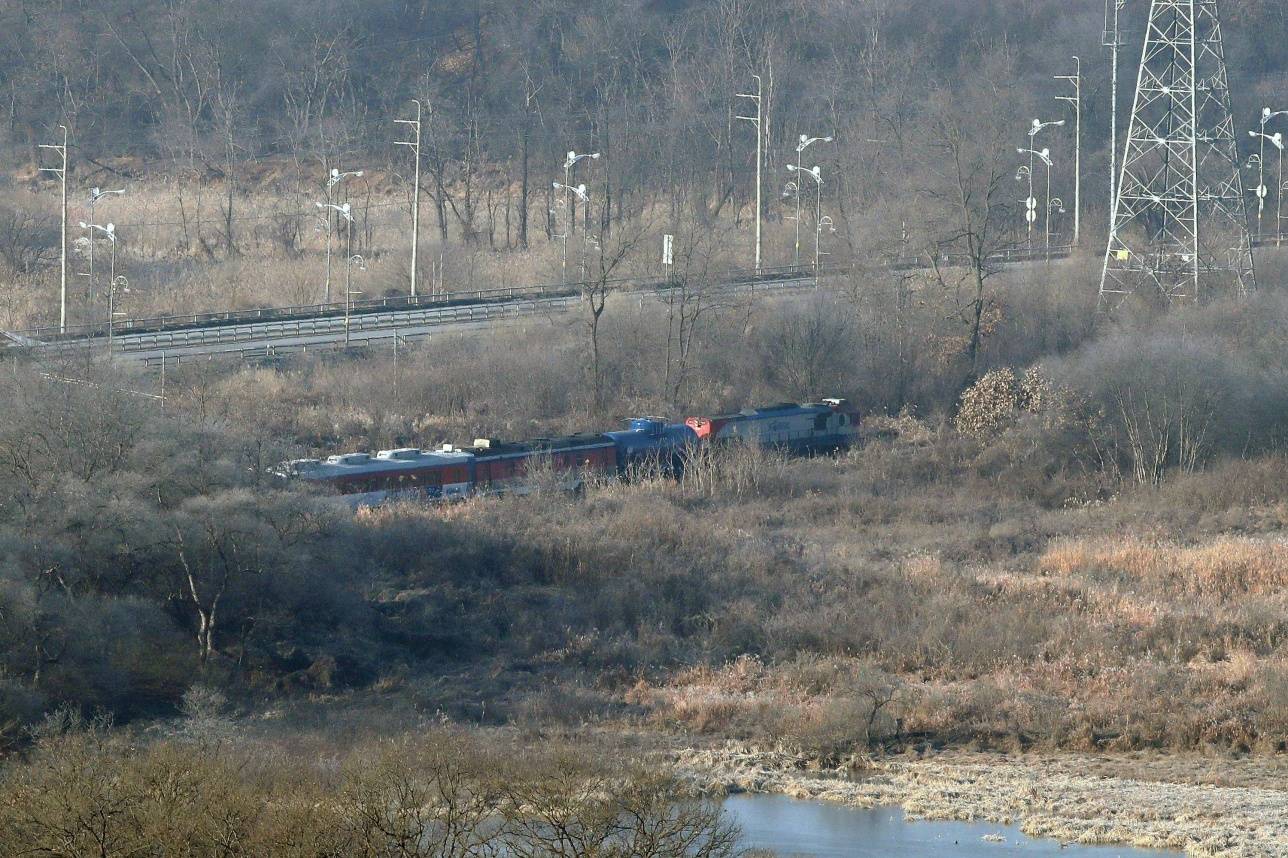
[328,453,371,466]
[377,448,422,460]
[822,398,847,408]
[289,458,321,471]
[440,444,456,452]
[473,438,500,448]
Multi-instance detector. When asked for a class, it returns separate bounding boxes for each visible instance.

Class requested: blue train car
[604,417,698,473]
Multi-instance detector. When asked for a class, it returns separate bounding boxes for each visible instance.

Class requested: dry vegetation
[0,712,736,858]
[5,4,1288,852]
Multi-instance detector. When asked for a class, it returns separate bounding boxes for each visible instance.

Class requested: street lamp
[563,150,600,237]
[1047,197,1067,257]
[787,164,823,278]
[1252,107,1288,240]
[1018,147,1054,259]
[324,167,363,303]
[553,181,590,281]
[78,221,116,329]
[317,202,354,342]
[1024,120,1063,252]
[792,134,832,267]
[816,215,836,282]
[1250,130,1284,241]
[85,187,124,323]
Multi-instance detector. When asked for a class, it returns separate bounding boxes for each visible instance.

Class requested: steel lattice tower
[1100,0,1255,305]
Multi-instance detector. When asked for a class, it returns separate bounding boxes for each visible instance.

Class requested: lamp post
[553,180,590,282]
[85,187,125,322]
[1249,131,1285,244]
[1047,198,1066,259]
[792,135,831,267]
[787,164,823,280]
[1016,166,1035,249]
[1253,108,1288,240]
[395,100,423,298]
[816,215,836,281]
[556,179,589,280]
[1055,58,1082,245]
[325,167,363,303]
[78,221,116,330]
[1018,147,1054,259]
[317,202,353,340]
[1025,120,1063,252]
[563,150,599,240]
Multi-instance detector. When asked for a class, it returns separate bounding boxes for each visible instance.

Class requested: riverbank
[675,743,1288,857]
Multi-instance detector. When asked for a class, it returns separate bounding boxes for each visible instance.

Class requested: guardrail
[13,245,1079,346]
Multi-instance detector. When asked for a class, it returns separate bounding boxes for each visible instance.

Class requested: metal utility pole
[395,100,423,298]
[736,75,764,271]
[1101,0,1255,305]
[38,126,68,333]
[1056,58,1082,245]
[1104,1,1126,219]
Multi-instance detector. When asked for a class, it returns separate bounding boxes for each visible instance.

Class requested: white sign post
[662,234,674,279]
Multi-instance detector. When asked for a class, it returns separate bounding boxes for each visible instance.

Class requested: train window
[814,414,829,432]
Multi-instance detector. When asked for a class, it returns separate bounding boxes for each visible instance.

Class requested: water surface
[725,794,1182,857]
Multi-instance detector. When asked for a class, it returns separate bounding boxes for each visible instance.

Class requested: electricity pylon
[1100,0,1255,305]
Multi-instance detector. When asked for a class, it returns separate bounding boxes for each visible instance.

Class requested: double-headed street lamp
[787,164,824,278]
[563,150,599,236]
[1249,130,1284,241]
[317,202,357,344]
[553,181,590,282]
[324,168,363,302]
[1251,107,1288,239]
[792,134,832,267]
[1024,119,1063,251]
[78,220,116,329]
[85,187,124,321]
[1018,147,1055,259]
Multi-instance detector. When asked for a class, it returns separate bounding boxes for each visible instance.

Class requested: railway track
[7,247,1075,366]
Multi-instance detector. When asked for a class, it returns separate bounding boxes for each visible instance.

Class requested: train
[279,398,860,505]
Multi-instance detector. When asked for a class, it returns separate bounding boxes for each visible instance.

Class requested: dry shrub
[1040,536,1288,600]
[0,723,739,858]
[956,366,1057,435]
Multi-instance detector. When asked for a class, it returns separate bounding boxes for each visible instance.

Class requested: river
[725,794,1183,857]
